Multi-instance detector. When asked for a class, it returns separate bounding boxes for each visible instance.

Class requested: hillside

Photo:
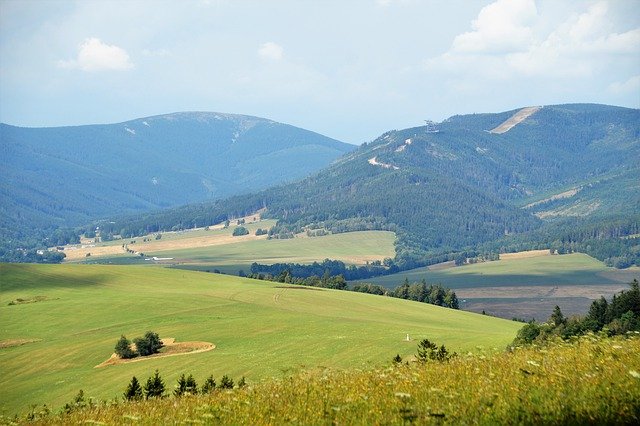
[0,263,521,415]
[96,104,640,268]
[0,112,354,239]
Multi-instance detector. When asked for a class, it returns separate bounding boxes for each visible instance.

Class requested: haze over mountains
[0,112,354,234]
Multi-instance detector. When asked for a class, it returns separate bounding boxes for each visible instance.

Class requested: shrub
[232,226,249,236]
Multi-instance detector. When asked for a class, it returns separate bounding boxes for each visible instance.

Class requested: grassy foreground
[15,334,640,425]
[0,263,519,416]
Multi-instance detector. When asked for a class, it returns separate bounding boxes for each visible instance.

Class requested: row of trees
[123,370,245,401]
[513,280,640,345]
[246,268,459,310]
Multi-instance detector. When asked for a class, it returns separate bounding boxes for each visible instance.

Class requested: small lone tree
[237,376,246,388]
[144,370,165,399]
[219,374,234,389]
[174,374,198,397]
[201,375,216,394]
[114,335,137,359]
[416,339,438,363]
[550,305,567,327]
[392,354,403,364]
[124,376,143,401]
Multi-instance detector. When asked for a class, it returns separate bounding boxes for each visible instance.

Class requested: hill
[0,263,521,415]
[0,112,354,242]
[95,104,640,268]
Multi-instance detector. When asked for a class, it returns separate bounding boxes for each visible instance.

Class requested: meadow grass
[0,263,518,416]
[14,334,640,425]
[364,253,640,289]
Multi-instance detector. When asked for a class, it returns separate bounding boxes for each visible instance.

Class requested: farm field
[362,252,640,320]
[0,263,521,416]
[87,230,397,274]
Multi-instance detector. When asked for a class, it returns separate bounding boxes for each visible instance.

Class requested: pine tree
[550,305,567,327]
[174,374,187,397]
[144,370,165,399]
[124,376,143,401]
[114,335,136,359]
[219,375,234,389]
[416,339,437,363]
[201,375,216,394]
[185,374,198,395]
[237,376,246,388]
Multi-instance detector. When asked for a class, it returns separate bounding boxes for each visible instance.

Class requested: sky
[0,0,638,144]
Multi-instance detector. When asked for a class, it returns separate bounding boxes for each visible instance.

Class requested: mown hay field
[0,263,519,416]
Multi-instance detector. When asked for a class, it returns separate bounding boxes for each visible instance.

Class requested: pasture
[0,263,520,416]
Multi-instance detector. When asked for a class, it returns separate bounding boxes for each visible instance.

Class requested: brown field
[61,245,125,261]
[128,232,266,253]
[0,339,41,349]
[489,106,542,134]
[499,249,550,260]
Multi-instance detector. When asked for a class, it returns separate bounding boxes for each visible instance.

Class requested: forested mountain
[0,112,354,238]
[6,104,640,267]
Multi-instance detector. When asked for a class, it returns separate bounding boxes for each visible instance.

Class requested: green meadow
[364,253,640,289]
[0,263,520,416]
[146,230,396,272]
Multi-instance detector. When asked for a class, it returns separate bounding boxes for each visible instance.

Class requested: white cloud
[608,75,640,95]
[58,37,134,71]
[451,0,537,54]
[258,42,284,61]
[427,0,640,80]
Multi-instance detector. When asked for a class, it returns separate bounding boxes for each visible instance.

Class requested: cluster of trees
[353,279,459,309]
[123,370,245,401]
[114,331,163,359]
[512,280,640,345]
[249,259,396,282]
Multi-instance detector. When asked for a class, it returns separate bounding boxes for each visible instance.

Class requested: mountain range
[0,112,354,238]
[94,104,639,268]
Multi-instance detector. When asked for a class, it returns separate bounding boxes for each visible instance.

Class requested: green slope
[0,263,521,415]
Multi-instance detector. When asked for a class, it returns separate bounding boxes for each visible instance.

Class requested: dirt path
[368,156,399,170]
[490,106,541,134]
[95,338,215,368]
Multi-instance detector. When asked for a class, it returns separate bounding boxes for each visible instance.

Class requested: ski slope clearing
[489,106,542,134]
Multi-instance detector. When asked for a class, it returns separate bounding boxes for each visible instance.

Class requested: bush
[232,226,249,236]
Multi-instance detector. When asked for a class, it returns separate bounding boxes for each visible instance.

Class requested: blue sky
[1,0,638,144]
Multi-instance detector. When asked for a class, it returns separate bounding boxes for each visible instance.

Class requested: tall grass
[14,334,640,425]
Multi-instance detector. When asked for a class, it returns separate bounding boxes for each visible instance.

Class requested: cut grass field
[362,252,640,320]
[143,230,396,272]
[0,263,521,416]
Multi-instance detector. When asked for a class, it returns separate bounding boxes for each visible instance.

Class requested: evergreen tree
[416,338,438,363]
[114,335,137,359]
[201,375,217,394]
[185,374,198,395]
[144,370,165,399]
[174,374,187,397]
[237,376,246,388]
[124,376,143,401]
[219,375,234,389]
[550,305,567,327]
[134,331,163,356]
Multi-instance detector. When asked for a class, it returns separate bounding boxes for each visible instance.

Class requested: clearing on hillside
[0,263,520,415]
[489,106,542,134]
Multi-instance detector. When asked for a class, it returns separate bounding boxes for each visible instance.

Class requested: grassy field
[18,335,640,425]
[363,253,640,320]
[0,263,521,416]
[141,230,396,273]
